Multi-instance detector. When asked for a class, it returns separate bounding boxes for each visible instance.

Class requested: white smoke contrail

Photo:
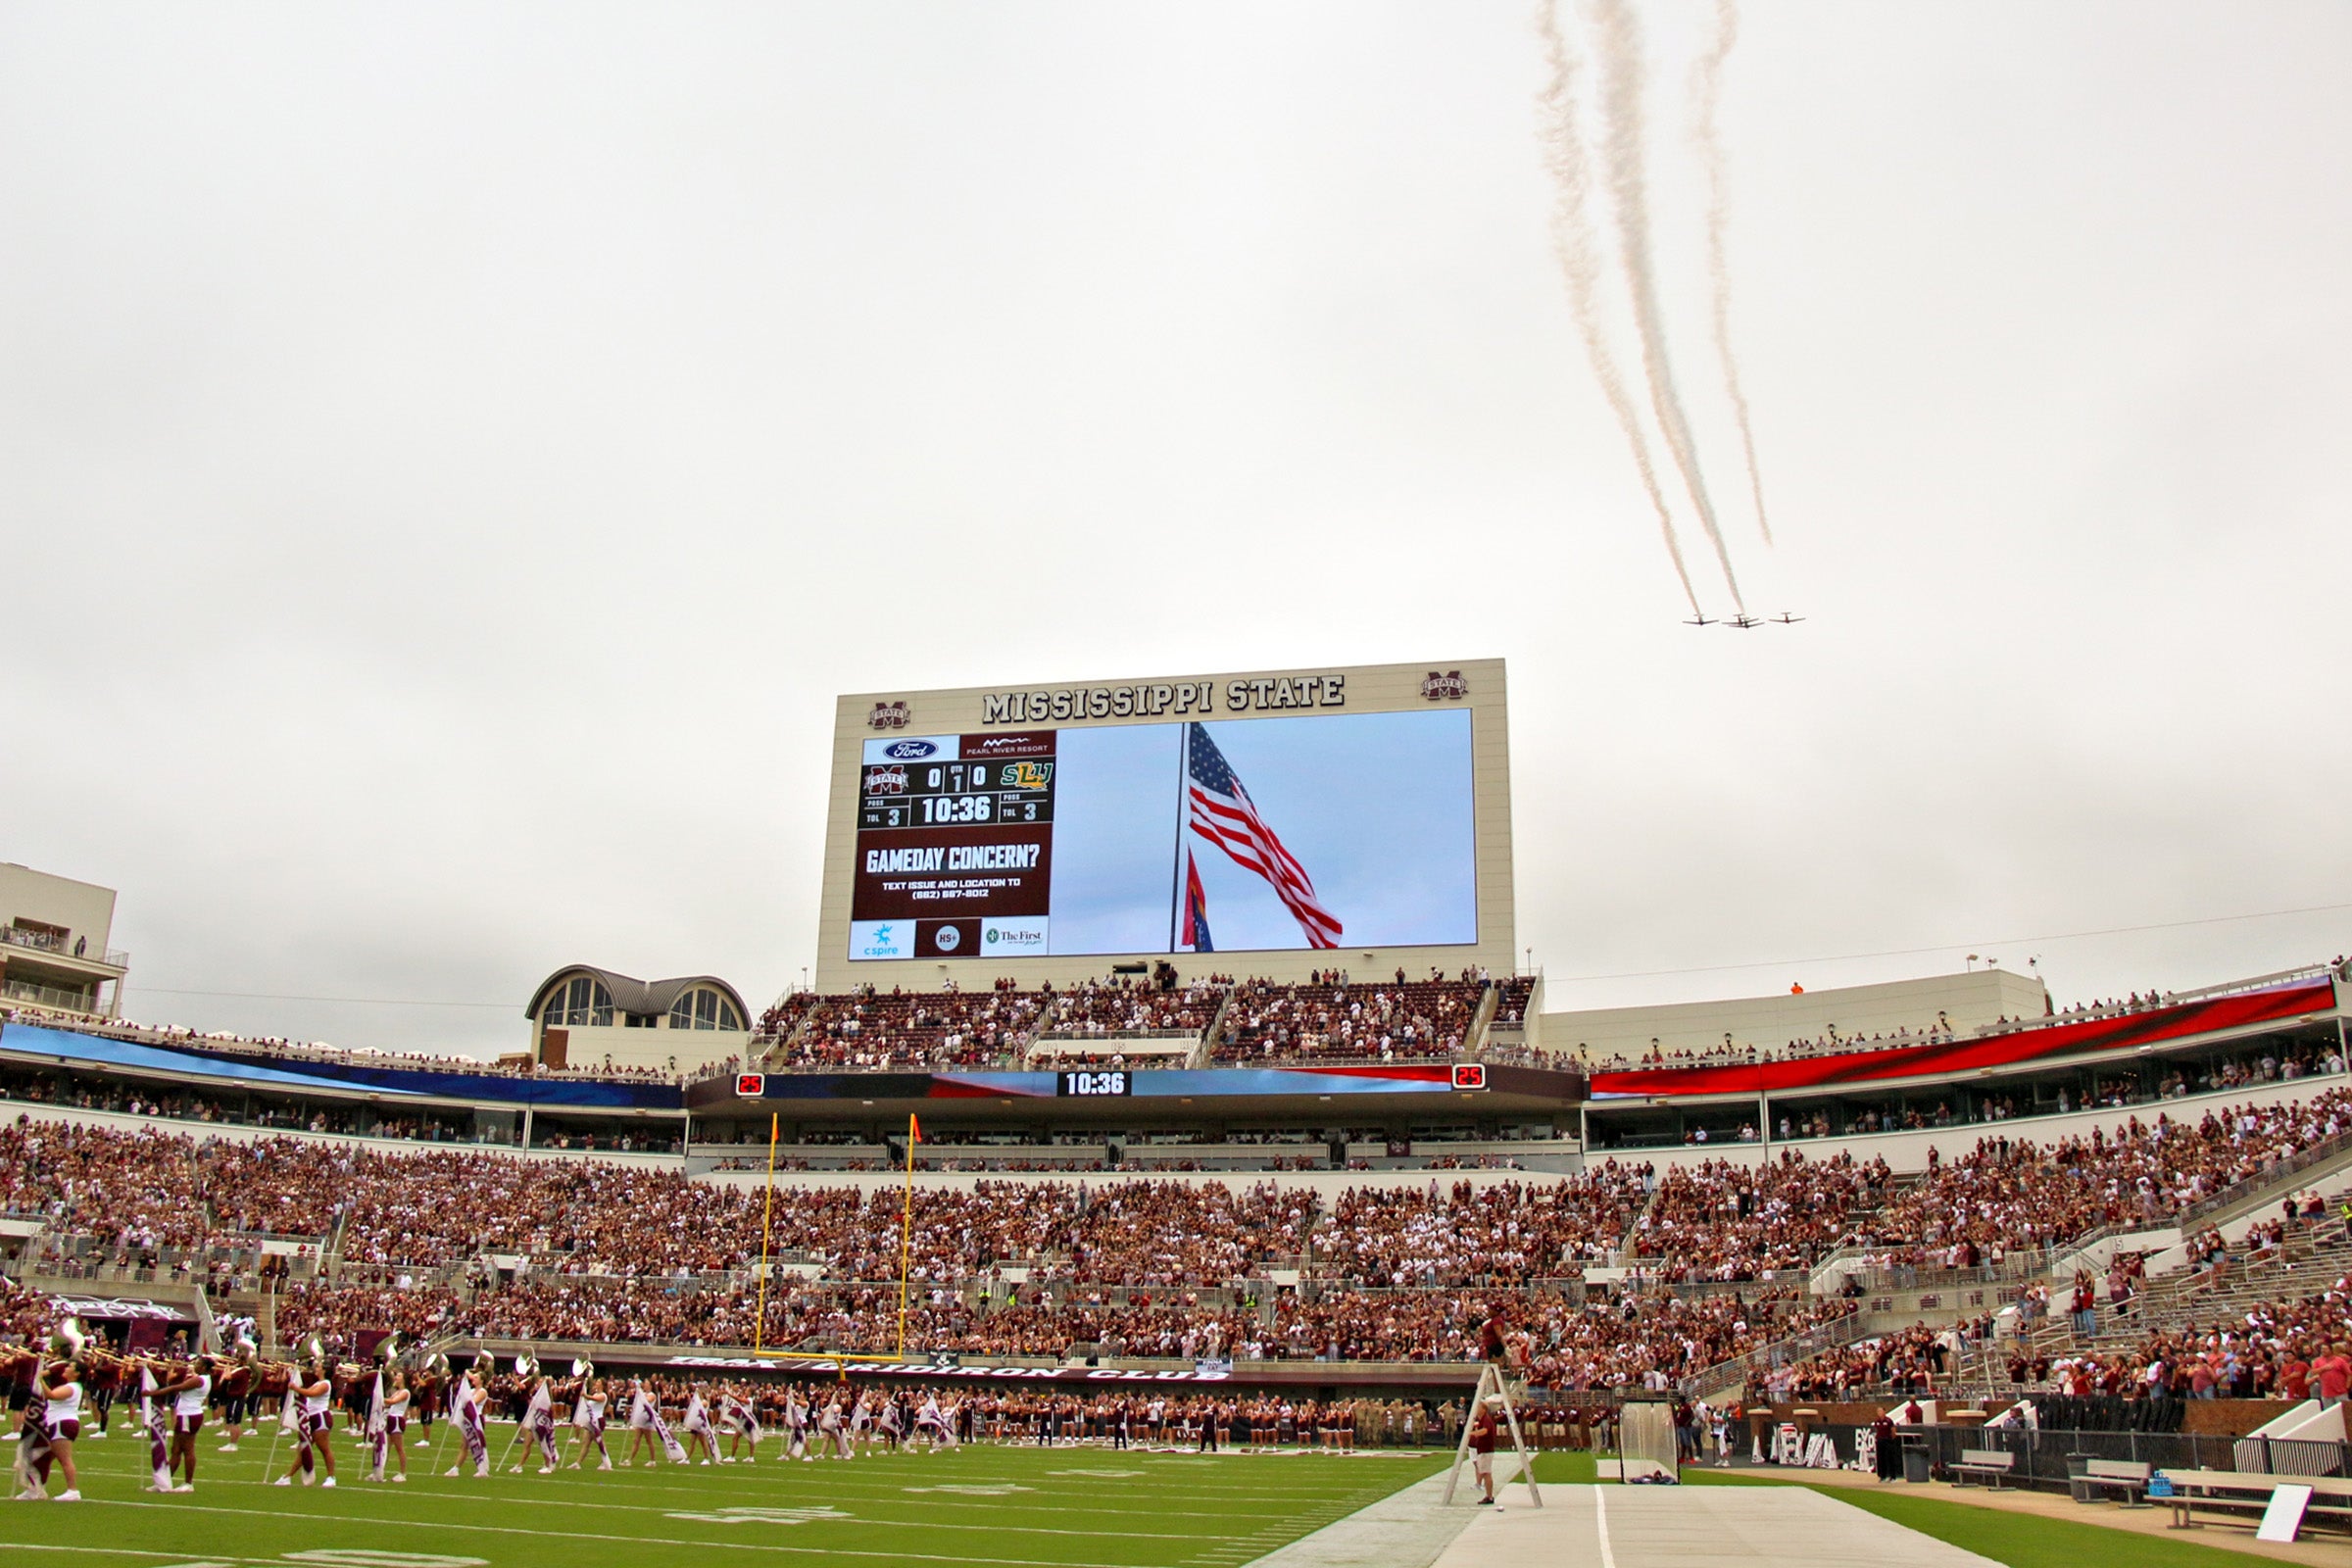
[1691,0,1771,546]
[1590,0,1743,609]
[1534,0,1701,616]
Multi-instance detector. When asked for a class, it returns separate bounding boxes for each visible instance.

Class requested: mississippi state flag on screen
[1185,722,1340,950]
[1182,851,1213,953]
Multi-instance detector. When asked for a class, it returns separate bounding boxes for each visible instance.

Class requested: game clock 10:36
[1056,1069,1132,1098]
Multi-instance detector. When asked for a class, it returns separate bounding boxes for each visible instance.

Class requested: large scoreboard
[817,661,1514,988]
[852,730,1060,958]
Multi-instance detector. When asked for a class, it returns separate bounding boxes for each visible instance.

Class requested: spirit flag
[1181,851,1213,953]
[1184,722,1340,949]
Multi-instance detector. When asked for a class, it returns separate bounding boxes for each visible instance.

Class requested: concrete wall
[545,1021,748,1074]
[1539,968,2049,1063]
[0,863,117,954]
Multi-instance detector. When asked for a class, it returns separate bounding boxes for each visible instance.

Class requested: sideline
[1699,1465,2340,1568]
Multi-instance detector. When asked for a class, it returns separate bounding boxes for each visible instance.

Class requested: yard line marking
[73,1499,1147,1568]
[147,1471,1300,1523]
[1594,1483,1618,1568]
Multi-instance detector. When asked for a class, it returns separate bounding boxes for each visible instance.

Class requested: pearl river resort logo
[1420,670,1469,701]
[867,701,910,729]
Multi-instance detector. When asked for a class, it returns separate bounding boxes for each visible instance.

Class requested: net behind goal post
[1617,1396,1679,1483]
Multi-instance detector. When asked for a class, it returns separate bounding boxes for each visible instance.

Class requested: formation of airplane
[1687,612,1803,628]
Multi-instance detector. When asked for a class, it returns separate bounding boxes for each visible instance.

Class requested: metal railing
[0,928,128,967]
[2,978,103,1012]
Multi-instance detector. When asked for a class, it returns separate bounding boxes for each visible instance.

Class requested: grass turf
[4,1422,1450,1568]
[1682,1466,2287,1568]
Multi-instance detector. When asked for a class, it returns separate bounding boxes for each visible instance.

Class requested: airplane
[1770,612,1805,625]
[1684,614,1716,627]
[1727,613,1763,629]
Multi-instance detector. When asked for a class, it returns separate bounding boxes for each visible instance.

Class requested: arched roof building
[525,965,751,1074]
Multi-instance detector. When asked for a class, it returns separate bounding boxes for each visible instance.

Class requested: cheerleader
[875,1393,903,1453]
[818,1393,849,1459]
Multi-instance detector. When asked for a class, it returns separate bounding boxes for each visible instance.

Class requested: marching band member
[216,1340,256,1451]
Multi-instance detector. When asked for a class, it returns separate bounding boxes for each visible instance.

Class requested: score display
[850,733,1058,961]
[1057,1069,1132,1097]
[847,708,1480,963]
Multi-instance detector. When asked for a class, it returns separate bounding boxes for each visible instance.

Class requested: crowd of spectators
[1213,977,1483,1065]
[1046,978,1220,1038]
[0,1006,699,1085]
[781,986,1047,1071]
[1631,1153,1891,1280]
[1837,1088,2352,1269]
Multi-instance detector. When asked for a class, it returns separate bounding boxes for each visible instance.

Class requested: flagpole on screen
[1168,722,1191,952]
[754,1112,778,1356]
[896,1112,918,1358]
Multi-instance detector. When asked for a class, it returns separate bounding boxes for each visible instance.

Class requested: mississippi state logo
[1421,670,1469,701]
[867,701,910,729]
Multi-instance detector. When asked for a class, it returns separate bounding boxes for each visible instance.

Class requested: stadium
[8,6,2351,1567]
[4,657,2348,1568]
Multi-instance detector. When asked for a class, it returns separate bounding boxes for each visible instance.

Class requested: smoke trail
[1533,0,1700,617]
[1691,0,1771,545]
[1590,0,1743,609]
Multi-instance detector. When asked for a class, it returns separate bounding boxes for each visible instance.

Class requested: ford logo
[884,740,938,760]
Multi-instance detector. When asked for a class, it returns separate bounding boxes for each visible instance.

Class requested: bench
[1949,1449,2017,1490]
[2071,1459,2153,1506]
[2159,1470,2352,1539]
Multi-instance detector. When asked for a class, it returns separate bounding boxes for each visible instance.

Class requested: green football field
[5,1423,1451,1568]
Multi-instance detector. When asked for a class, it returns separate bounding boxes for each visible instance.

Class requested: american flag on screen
[1184,722,1341,950]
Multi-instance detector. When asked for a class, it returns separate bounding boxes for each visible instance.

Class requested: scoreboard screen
[848,709,1477,963]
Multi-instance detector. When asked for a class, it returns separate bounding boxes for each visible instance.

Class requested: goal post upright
[754,1111,779,1357]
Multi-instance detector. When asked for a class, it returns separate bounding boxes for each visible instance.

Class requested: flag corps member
[445,1353,492,1479]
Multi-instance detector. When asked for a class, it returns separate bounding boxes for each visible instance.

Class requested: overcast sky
[5,3,2347,1057]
